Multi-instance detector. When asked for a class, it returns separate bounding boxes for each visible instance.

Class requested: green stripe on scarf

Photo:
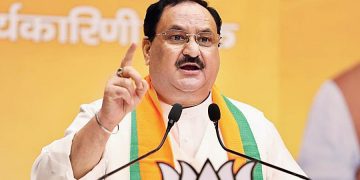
[130,97,263,179]
[223,96,263,180]
[130,111,141,180]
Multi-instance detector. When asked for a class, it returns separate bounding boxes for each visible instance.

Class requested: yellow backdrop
[0,0,359,179]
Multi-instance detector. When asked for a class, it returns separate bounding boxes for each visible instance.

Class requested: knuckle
[124,79,134,87]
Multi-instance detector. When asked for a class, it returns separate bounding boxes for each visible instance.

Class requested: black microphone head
[168,103,183,122]
[208,103,221,122]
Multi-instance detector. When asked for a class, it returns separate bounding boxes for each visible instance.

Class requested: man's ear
[142,37,151,66]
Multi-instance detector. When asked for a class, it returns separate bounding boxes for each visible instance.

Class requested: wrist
[95,112,120,135]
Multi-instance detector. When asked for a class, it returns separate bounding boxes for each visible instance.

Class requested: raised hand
[97,43,149,131]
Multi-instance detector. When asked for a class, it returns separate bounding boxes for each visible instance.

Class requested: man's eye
[170,35,185,41]
[198,37,210,43]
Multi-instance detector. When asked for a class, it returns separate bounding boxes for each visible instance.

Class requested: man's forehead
[167,24,213,33]
[157,2,217,32]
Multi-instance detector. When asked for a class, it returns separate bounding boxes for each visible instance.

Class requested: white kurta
[32,96,305,180]
[298,80,360,180]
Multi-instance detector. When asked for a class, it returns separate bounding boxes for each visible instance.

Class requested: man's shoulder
[223,97,264,116]
[223,96,275,129]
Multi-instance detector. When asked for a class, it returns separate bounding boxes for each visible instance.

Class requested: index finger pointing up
[121,43,137,67]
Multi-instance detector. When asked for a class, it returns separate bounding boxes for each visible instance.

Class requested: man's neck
[157,91,211,107]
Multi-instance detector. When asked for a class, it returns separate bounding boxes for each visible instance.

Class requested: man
[299,63,360,180]
[32,0,305,179]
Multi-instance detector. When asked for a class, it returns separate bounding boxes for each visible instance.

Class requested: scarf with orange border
[128,77,263,179]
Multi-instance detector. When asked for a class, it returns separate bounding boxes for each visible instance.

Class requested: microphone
[208,103,310,180]
[97,103,183,180]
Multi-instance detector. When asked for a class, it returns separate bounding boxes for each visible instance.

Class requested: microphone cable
[208,103,310,180]
[97,103,183,180]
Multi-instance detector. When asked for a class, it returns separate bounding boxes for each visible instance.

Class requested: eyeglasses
[155,30,220,47]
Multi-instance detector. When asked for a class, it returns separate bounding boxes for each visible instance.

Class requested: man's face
[144,1,220,106]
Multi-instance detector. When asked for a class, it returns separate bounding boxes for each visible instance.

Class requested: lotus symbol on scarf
[158,159,257,180]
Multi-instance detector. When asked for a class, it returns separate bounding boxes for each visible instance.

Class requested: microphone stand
[97,122,173,180]
[213,121,310,180]
[98,103,183,180]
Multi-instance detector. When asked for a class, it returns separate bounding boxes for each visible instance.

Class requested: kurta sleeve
[31,99,108,180]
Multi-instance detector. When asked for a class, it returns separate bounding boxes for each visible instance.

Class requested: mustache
[175,55,205,70]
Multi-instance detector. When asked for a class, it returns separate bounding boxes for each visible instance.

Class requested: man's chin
[175,79,206,92]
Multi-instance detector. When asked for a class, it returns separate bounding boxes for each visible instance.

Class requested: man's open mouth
[179,63,201,71]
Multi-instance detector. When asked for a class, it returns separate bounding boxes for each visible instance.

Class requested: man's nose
[182,36,200,58]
